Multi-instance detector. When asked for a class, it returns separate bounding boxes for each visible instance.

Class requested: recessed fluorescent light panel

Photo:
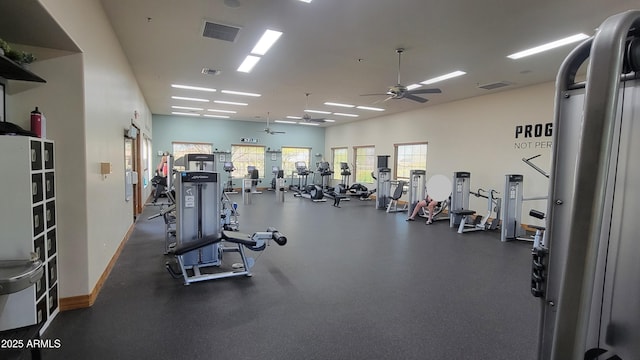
[299,0,312,3]
[214,100,248,106]
[203,114,230,118]
[207,109,237,114]
[333,112,359,117]
[171,84,216,92]
[507,33,590,59]
[275,120,297,124]
[356,106,385,112]
[304,109,331,114]
[324,102,354,108]
[172,96,210,102]
[286,116,302,120]
[299,122,319,126]
[237,55,261,73]
[221,90,261,97]
[172,106,204,111]
[251,29,283,55]
[172,112,200,116]
[323,119,336,123]
[421,70,466,85]
[406,84,422,90]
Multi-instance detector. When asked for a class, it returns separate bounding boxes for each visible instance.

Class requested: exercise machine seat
[452,209,476,216]
[172,234,223,255]
[221,230,258,247]
[390,180,406,200]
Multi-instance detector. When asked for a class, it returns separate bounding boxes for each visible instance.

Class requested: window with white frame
[172,142,213,171]
[282,147,310,178]
[354,146,375,183]
[231,145,265,178]
[395,142,427,180]
[332,147,347,181]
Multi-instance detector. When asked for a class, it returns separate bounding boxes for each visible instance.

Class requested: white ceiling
[99,0,639,127]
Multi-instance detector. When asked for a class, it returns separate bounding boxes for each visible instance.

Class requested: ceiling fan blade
[309,118,326,123]
[382,96,395,102]
[409,88,442,95]
[405,94,428,103]
[272,131,286,134]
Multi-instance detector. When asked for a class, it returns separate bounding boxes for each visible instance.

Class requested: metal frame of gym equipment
[269,166,287,202]
[407,171,450,222]
[375,155,392,210]
[407,169,427,216]
[268,166,284,191]
[386,180,408,213]
[449,171,472,228]
[501,172,548,242]
[536,10,640,360]
[241,165,263,205]
[449,172,500,233]
[291,161,325,202]
[336,162,352,195]
[222,161,237,194]
[166,171,286,285]
[455,188,501,234]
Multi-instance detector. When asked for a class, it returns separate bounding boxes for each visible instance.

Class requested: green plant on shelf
[0,38,37,65]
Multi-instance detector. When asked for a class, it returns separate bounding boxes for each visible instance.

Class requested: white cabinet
[0,136,58,332]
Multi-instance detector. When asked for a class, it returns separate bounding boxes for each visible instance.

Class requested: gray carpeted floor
[41,191,539,359]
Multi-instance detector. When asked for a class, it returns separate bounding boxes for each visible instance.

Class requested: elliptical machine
[223,161,236,193]
[292,161,325,202]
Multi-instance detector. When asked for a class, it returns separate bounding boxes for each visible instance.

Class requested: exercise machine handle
[267,227,287,246]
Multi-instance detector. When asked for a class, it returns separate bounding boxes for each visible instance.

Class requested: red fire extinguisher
[30,107,43,138]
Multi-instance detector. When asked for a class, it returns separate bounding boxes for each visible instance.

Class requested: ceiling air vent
[478,81,512,90]
[202,21,241,42]
[202,68,221,76]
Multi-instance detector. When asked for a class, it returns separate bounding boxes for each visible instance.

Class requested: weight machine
[165,171,286,285]
[449,172,500,233]
[536,11,640,359]
[223,161,236,193]
[375,155,391,210]
[501,169,548,242]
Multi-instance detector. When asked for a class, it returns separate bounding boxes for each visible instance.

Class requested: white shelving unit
[0,136,59,333]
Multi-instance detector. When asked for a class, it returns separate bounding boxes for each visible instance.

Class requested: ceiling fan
[300,93,327,123]
[262,112,285,135]
[361,48,442,103]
